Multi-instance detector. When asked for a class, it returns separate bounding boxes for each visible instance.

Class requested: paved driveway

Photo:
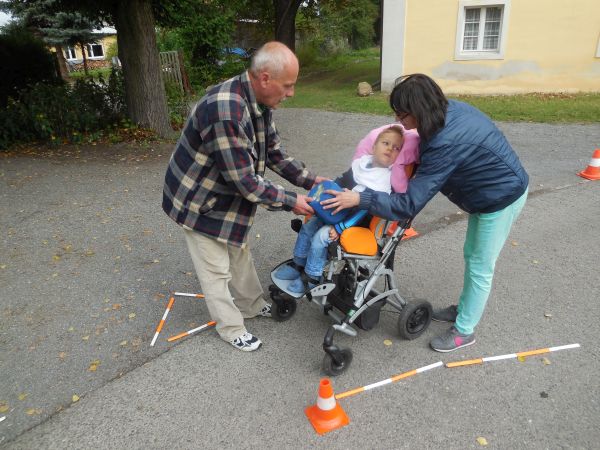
[1,109,599,448]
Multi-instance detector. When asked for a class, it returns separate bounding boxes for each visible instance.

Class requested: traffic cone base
[305,403,349,435]
[578,149,600,180]
[305,378,350,435]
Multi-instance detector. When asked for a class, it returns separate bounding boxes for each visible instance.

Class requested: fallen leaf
[58,352,67,359]
[68,326,75,332]
[152,259,159,263]
[542,357,551,365]
[540,391,549,398]
[53,255,61,261]
[88,360,101,371]
[511,241,518,246]
[0,264,6,269]
[84,250,95,256]
[82,335,90,341]
[112,304,121,310]
[119,340,127,346]
[25,408,42,416]
[532,260,539,264]
[476,437,488,446]
[544,313,552,318]
[72,395,80,403]
[517,355,526,362]
[18,393,27,401]
[128,313,136,319]
[0,403,9,413]
[383,339,393,346]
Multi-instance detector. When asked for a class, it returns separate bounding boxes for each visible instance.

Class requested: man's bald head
[249,41,299,109]
[250,41,298,79]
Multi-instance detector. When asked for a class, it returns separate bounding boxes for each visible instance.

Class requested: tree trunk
[114,0,171,137]
[273,0,303,51]
[54,44,70,81]
[80,42,89,75]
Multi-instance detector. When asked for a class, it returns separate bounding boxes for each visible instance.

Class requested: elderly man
[163,42,325,351]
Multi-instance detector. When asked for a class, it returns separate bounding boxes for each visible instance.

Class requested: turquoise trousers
[454,189,528,335]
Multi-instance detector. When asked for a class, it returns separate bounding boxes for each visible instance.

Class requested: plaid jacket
[162,71,316,247]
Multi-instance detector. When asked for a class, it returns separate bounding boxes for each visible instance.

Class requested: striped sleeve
[202,120,297,208]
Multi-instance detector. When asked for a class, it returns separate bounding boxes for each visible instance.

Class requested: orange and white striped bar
[167,321,217,342]
[446,343,581,368]
[335,361,443,400]
[150,296,175,347]
[173,292,205,299]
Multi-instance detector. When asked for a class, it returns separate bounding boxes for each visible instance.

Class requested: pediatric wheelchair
[268,208,433,376]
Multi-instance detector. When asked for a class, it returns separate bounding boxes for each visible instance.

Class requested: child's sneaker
[432,305,458,322]
[256,304,272,318]
[430,326,475,352]
[288,276,319,294]
[230,332,262,352]
[274,263,302,280]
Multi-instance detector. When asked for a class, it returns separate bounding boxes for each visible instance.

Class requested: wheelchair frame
[269,218,432,376]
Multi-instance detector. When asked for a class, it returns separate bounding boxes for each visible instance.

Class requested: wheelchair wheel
[269,286,297,322]
[397,299,432,340]
[322,347,353,376]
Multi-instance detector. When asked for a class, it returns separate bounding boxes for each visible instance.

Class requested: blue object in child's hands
[308,180,350,224]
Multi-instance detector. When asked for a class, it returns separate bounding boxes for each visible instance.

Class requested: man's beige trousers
[183,228,268,341]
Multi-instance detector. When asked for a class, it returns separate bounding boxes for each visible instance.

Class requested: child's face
[372,132,403,167]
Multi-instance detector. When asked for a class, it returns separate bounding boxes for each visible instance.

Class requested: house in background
[60,26,117,72]
[380,0,600,94]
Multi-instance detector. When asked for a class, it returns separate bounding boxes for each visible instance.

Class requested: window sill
[454,52,504,61]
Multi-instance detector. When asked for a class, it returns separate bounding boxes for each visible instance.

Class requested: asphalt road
[1,109,599,449]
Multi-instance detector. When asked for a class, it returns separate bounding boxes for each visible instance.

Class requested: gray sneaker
[430,326,475,352]
[432,305,458,322]
[230,332,262,352]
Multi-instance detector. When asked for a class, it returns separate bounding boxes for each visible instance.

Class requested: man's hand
[311,176,331,188]
[328,226,339,241]
[321,189,360,215]
[292,194,314,216]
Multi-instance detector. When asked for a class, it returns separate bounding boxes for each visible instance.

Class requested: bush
[0,24,61,108]
[0,68,126,150]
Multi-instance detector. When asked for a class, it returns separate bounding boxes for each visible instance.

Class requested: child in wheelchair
[274,126,405,293]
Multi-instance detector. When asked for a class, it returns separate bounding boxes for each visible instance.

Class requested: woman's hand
[321,189,360,215]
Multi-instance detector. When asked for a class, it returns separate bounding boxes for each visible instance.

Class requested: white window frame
[454,0,510,61]
[65,46,77,61]
[86,43,105,59]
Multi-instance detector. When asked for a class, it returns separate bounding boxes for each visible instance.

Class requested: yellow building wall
[403,0,600,94]
[51,35,116,60]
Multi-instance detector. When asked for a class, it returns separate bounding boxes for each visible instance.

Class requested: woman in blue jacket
[322,74,529,352]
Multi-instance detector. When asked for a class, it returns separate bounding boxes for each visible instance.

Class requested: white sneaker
[256,304,272,318]
[230,332,262,352]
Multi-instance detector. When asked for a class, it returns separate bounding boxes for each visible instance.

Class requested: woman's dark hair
[389,74,448,142]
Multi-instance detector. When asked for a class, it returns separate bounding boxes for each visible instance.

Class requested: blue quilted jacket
[359,100,529,220]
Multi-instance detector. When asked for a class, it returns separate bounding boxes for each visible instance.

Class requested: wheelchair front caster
[268,285,297,322]
[397,299,432,340]
[322,347,353,376]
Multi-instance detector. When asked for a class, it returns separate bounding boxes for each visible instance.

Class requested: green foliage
[0,69,126,149]
[0,23,60,107]
[156,1,243,88]
[297,0,379,53]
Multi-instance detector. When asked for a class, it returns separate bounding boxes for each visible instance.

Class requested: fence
[159,50,193,95]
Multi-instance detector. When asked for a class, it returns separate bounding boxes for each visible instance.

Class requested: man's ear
[258,71,270,87]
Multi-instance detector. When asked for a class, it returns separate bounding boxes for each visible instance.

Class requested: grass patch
[285,48,600,123]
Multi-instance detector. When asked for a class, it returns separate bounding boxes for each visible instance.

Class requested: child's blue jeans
[454,188,528,335]
[292,217,333,279]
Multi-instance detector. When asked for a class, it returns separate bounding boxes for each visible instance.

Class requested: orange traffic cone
[578,149,600,180]
[305,378,350,435]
